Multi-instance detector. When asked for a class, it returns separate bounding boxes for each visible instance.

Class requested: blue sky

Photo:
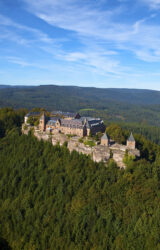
[1,0,160,89]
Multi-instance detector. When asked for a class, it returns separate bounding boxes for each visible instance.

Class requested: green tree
[106,124,126,144]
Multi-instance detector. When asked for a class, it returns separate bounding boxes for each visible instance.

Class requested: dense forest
[1,108,160,249]
[1,85,160,127]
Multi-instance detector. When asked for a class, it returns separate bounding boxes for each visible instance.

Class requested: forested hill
[0,85,11,89]
[1,84,160,126]
[1,85,160,107]
[1,108,160,249]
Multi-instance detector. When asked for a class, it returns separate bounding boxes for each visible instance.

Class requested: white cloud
[62,51,122,75]
[0,14,53,45]
[6,56,41,67]
[23,0,122,39]
[135,50,160,62]
[2,0,160,88]
[22,0,160,64]
[142,0,160,9]
[5,56,53,69]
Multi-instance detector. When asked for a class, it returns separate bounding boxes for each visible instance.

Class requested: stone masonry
[22,124,140,169]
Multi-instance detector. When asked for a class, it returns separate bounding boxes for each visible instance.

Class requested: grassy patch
[78,138,84,143]
[66,134,77,138]
[84,140,96,147]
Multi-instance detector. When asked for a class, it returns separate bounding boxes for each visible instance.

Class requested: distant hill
[1,84,160,125]
[0,84,160,105]
[0,85,11,89]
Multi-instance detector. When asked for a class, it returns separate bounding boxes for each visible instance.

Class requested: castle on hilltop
[25,111,106,137]
[23,111,139,168]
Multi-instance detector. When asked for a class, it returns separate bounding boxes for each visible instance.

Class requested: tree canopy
[0,108,160,249]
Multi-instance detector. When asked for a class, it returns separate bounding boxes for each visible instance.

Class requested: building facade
[30,111,106,136]
[24,111,105,137]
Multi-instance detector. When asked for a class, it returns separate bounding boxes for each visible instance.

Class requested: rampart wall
[22,125,140,169]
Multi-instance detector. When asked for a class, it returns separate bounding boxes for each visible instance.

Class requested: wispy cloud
[5,56,47,68]
[142,0,160,9]
[2,0,160,88]
[0,14,53,45]
[22,0,160,64]
[2,1,160,66]
[23,0,123,40]
[62,51,123,75]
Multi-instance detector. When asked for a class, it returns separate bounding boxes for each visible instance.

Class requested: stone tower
[127,132,136,149]
[39,112,46,131]
[101,133,110,146]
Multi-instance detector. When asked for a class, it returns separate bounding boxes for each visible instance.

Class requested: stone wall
[92,145,110,163]
[101,138,109,146]
[34,130,50,141]
[22,124,140,169]
[127,141,136,150]
[52,134,68,146]
[58,126,85,137]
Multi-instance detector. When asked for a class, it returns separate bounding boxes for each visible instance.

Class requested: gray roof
[128,133,135,142]
[61,119,84,128]
[80,117,103,128]
[87,119,103,128]
[101,133,109,140]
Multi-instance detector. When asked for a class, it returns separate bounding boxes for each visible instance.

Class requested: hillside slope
[1,85,160,107]
[1,129,160,249]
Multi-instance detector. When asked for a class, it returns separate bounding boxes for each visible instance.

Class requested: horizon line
[0,83,160,92]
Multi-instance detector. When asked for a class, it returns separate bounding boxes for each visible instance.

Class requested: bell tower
[39,112,46,131]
